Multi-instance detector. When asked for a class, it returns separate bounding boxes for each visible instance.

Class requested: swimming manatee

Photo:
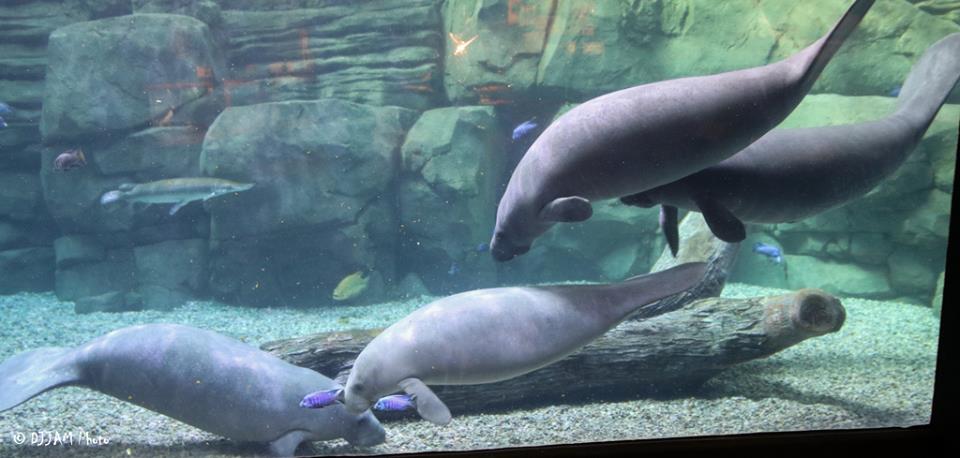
[621,32,960,251]
[490,0,874,261]
[0,324,385,456]
[303,262,707,425]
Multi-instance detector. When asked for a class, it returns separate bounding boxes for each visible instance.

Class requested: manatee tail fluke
[615,262,708,318]
[99,190,123,205]
[795,0,874,93]
[0,347,80,412]
[894,33,960,135]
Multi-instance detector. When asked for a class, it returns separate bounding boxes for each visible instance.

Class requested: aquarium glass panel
[0,0,955,456]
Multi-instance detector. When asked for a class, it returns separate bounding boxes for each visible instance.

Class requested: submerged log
[263,288,844,416]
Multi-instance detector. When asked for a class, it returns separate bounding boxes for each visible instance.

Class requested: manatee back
[76,324,382,445]
[365,287,608,385]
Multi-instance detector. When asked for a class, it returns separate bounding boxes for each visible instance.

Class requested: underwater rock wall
[0,0,956,309]
[38,13,224,311]
[448,0,960,103]
[399,106,505,292]
[200,99,415,307]
[0,0,133,295]
[908,0,960,25]
[218,0,444,110]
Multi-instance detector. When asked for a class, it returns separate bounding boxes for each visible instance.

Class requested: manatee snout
[349,413,386,447]
[490,232,530,262]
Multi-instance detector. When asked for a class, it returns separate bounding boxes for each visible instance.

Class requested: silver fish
[100,177,254,215]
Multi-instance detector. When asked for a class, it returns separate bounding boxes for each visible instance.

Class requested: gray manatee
[621,32,960,252]
[0,323,385,456]
[490,0,873,262]
[333,262,707,425]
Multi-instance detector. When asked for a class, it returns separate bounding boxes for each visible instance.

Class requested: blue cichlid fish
[511,118,538,141]
[475,242,489,253]
[299,388,343,409]
[301,389,416,413]
[100,177,254,216]
[753,242,783,264]
[373,394,415,412]
[0,116,6,129]
[0,102,12,116]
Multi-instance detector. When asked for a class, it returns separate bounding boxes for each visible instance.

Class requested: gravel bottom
[0,284,940,457]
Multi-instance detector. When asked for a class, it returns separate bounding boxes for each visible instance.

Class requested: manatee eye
[351,382,365,394]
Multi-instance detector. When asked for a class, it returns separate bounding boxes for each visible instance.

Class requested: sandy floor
[0,284,939,457]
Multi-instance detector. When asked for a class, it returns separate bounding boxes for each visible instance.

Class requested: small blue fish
[0,116,6,129]
[889,85,901,97]
[511,118,538,141]
[373,394,416,412]
[0,102,12,116]
[475,242,489,253]
[299,388,343,409]
[753,242,783,264]
[447,261,460,276]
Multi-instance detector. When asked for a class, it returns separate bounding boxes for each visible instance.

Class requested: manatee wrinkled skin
[0,324,385,456]
[491,0,874,261]
[339,262,708,426]
[623,32,960,243]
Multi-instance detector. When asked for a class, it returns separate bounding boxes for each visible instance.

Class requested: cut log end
[793,288,846,335]
[762,289,845,350]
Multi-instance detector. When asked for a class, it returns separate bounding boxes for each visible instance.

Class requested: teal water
[0,0,955,456]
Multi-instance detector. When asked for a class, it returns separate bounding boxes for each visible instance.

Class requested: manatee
[305,262,707,425]
[621,32,960,252]
[0,324,385,456]
[490,0,874,262]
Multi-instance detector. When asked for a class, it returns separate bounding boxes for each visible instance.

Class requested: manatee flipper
[169,200,190,215]
[660,205,680,257]
[539,196,593,223]
[398,377,451,426]
[0,347,79,412]
[267,430,307,457]
[692,195,745,243]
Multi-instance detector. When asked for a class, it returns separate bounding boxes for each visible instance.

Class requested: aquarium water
[0,0,955,456]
